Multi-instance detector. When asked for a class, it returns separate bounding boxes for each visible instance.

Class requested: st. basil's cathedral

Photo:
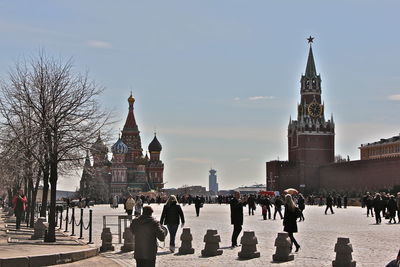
[80,94,164,199]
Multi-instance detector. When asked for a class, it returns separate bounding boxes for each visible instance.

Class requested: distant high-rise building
[208,169,219,193]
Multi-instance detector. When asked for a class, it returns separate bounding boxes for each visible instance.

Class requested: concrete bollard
[178,228,195,254]
[238,231,260,259]
[332,237,356,267]
[272,232,294,262]
[31,217,47,239]
[100,227,115,252]
[121,227,135,252]
[201,229,223,257]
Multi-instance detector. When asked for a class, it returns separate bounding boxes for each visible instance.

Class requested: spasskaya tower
[267,37,335,193]
[288,36,335,165]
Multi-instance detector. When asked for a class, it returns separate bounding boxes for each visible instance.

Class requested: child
[262,204,267,220]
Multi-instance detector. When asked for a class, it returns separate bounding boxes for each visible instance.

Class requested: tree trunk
[26,178,33,226]
[40,165,49,217]
[7,188,12,208]
[30,169,41,227]
[45,161,57,242]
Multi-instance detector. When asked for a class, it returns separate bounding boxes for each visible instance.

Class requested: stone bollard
[178,228,194,254]
[332,237,356,267]
[100,227,115,252]
[31,217,47,239]
[272,232,294,262]
[238,231,260,259]
[201,229,223,257]
[121,227,135,252]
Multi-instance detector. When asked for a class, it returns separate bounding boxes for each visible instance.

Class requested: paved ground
[0,212,94,259]
[72,203,399,266]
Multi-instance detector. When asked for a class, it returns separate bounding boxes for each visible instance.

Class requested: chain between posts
[57,206,92,244]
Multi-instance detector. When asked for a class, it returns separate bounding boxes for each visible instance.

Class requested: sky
[1,1,400,191]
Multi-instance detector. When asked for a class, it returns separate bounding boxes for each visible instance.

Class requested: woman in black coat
[283,194,300,252]
[160,195,185,252]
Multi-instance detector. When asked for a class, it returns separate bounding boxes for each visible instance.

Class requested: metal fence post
[71,207,75,236]
[88,210,93,244]
[64,207,69,232]
[79,208,83,239]
[55,210,58,227]
[59,211,63,229]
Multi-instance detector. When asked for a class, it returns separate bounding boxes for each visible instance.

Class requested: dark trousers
[398,209,400,222]
[374,209,381,224]
[265,206,271,219]
[126,209,133,215]
[367,206,374,217]
[274,208,283,219]
[195,206,200,217]
[389,211,397,223]
[136,259,156,267]
[325,205,334,214]
[288,232,299,249]
[15,210,23,229]
[231,224,242,246]
[298,209,305,221]
[248,205,255,215]
[167,224,179,246]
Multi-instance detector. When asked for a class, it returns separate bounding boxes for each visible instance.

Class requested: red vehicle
[258,191,275,196]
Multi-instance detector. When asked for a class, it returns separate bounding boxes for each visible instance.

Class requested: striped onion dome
[111,138,129,154]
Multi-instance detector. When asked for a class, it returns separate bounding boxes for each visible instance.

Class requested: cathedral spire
[84,150,91,167]
[123,93,138,131]
[305,37,317,78]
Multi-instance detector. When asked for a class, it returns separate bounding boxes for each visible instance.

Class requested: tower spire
[123,93,138,131]
[305,36,317,78]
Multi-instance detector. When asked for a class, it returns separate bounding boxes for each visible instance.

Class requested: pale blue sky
[1,1,399,191]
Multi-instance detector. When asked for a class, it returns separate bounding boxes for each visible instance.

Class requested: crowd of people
[5,188,400,267]
[362,192,400,224]
[126,190,400,267]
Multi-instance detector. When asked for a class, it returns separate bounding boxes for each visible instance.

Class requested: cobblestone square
[85,204,399,266]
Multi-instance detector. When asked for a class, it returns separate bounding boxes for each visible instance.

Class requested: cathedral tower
[147,133,164,190]
[121,94,143,161]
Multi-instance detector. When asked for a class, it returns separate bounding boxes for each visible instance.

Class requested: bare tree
[0,52,111,242]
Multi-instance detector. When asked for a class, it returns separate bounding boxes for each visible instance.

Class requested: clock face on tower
[308,102,322,118]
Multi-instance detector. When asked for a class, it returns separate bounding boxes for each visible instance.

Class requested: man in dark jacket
[325,194,334,215]
[230,191,244,247]
[247,195,256,216]
[373,194,384,224]
[366,194,374,217]
[194,196,203,217]
[273,196,284,220]
[130,206,167,267]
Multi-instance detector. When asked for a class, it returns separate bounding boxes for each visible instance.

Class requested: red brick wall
[289,134,334,164]
[319,157,400,192]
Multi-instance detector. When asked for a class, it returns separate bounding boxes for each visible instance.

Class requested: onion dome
[91,134,108,154]
[111,138,129,154]
[128,93,135,104]
[148,135,162,152]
